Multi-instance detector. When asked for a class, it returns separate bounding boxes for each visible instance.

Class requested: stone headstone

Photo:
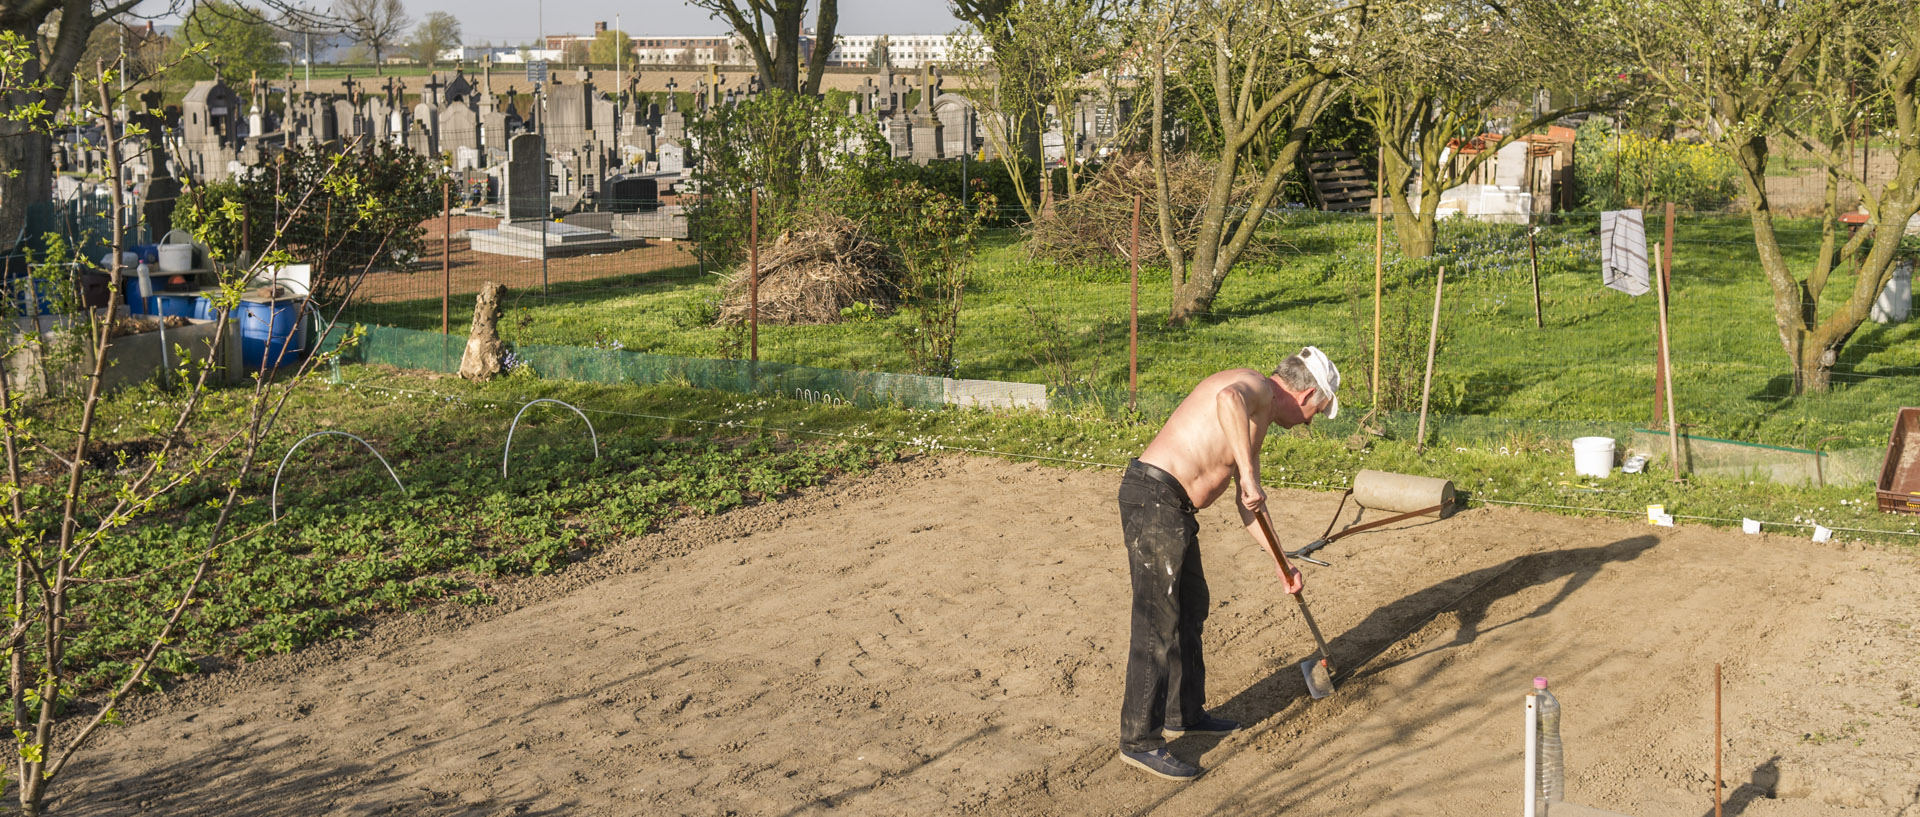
[910,114,943,165]
[441,104,480,156]
[656,140,685,174]
[479,109,511,153]
[505,132,547,220]
[934,94,974,158]
[546,81,593,153]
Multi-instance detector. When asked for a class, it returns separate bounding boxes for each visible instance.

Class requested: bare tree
[336,0,410,74]
[1354,0,1619,257]
[1606,0,1920,393]
[686,0,838,95]
[1149,0,1346,323]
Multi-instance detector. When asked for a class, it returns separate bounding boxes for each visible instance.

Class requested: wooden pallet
[1305,150,1376,212]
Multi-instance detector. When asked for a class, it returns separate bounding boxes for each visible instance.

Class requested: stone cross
[341,74,360,106]
[424,73,448,107]
[917,65,938,115]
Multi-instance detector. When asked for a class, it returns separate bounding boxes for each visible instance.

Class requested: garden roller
[1289,470,1456,566]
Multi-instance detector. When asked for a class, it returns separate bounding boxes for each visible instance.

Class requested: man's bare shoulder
[1194,368,1275,398]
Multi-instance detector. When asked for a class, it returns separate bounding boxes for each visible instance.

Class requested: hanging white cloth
[1600,209,1649,296]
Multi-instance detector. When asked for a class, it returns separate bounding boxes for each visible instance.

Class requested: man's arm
[1213,375,1268,518]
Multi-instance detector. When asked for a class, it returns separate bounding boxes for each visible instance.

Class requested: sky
[135,1,971,44]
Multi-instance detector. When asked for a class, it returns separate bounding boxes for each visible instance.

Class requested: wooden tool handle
[1254,510,1299,590]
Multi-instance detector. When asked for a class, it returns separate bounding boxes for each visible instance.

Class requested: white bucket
[156,243,194,273]
[1572,436,1616,478]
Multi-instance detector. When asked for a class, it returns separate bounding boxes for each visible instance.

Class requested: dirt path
[61,456,1920,816]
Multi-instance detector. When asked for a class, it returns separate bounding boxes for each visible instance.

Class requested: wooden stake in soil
[1130,193,1141,409]
[1654,244,1682,480]
[749,188,759,364]
[1655,202,1675,424]
[1528,229,1542,328]
[1416,266,1445,453]
[1371,175,1385,410]
[1715,663,1724,817]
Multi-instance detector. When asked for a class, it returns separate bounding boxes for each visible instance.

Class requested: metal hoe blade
[1301,657,1335,699]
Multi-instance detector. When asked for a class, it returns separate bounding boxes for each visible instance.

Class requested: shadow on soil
[1120,533,1661,817]
[1711,755,1783,817]
[54,660,691,817]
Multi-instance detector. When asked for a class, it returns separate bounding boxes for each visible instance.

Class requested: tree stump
[459,283,508,380]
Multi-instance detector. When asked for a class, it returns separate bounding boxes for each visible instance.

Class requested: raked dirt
[60,455,1920,816]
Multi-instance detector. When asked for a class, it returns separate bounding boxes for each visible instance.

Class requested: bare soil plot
[62,456,1920,816]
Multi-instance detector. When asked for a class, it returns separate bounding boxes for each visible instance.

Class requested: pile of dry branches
[1026,153,1277,265]
[718,216,903,325]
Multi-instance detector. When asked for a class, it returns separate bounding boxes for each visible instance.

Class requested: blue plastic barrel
[192,296,224,321]
[239,299,307,368]
[150,294,197,318]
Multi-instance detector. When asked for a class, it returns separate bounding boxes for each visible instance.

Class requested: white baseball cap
[1296,346,1341,419]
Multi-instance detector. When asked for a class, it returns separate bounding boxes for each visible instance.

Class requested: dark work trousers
[1117,459,1207,753]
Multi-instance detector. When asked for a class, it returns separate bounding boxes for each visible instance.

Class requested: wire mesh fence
[318,189,1919,455]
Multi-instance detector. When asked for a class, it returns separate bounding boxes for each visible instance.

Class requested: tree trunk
[0,15,63,251]
[459,283,508,380]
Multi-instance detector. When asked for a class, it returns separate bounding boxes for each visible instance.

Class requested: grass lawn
[347,211,1919,450]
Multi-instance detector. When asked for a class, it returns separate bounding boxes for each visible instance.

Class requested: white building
[439,46,564,64]
[828,34,985,69]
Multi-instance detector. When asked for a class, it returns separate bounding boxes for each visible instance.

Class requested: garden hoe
[1254,509,1336,700]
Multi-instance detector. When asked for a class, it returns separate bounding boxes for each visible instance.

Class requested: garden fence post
[1371,172,1385,411]
[1655,202,1675,424]
[1416,266,1445,453]
[1528,229,1542,328]
[1654,242,1682,480]
[442,181,452,337]
[1131,193,1140,409]
[750,187,759,364]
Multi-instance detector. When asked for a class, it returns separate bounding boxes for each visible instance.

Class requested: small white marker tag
[1742,518,1761,535]
[1653,513,1674,527]
[1812,525,1833,543]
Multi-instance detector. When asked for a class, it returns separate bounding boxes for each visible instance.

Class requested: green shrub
[1574,119,1741,211]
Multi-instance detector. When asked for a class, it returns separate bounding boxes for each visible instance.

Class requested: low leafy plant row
[20,384,896,692]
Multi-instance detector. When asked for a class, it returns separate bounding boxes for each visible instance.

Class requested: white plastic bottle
[1534,676,1564,812]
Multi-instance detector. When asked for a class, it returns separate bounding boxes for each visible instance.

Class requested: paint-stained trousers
[1117,459,1208,753]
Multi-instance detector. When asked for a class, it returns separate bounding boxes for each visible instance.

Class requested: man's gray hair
[1273,351,1316,392]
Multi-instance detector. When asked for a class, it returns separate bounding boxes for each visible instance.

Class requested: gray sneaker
[1118,747,1202,781]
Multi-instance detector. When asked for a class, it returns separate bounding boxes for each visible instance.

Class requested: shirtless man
[1116,346,1341,781]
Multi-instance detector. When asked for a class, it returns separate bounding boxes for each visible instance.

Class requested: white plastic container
[157,229,196,273]
[156,244,193,272]
[1572,436,1615,478]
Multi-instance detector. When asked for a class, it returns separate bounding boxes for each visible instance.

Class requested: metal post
[750,188,759,363]
[441,181,452,335]
[1528,229,1542,328]
[540,81,549,297]
[1130,193,1141,408]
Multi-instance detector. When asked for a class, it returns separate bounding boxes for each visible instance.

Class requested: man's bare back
[1138,368,1282,513]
